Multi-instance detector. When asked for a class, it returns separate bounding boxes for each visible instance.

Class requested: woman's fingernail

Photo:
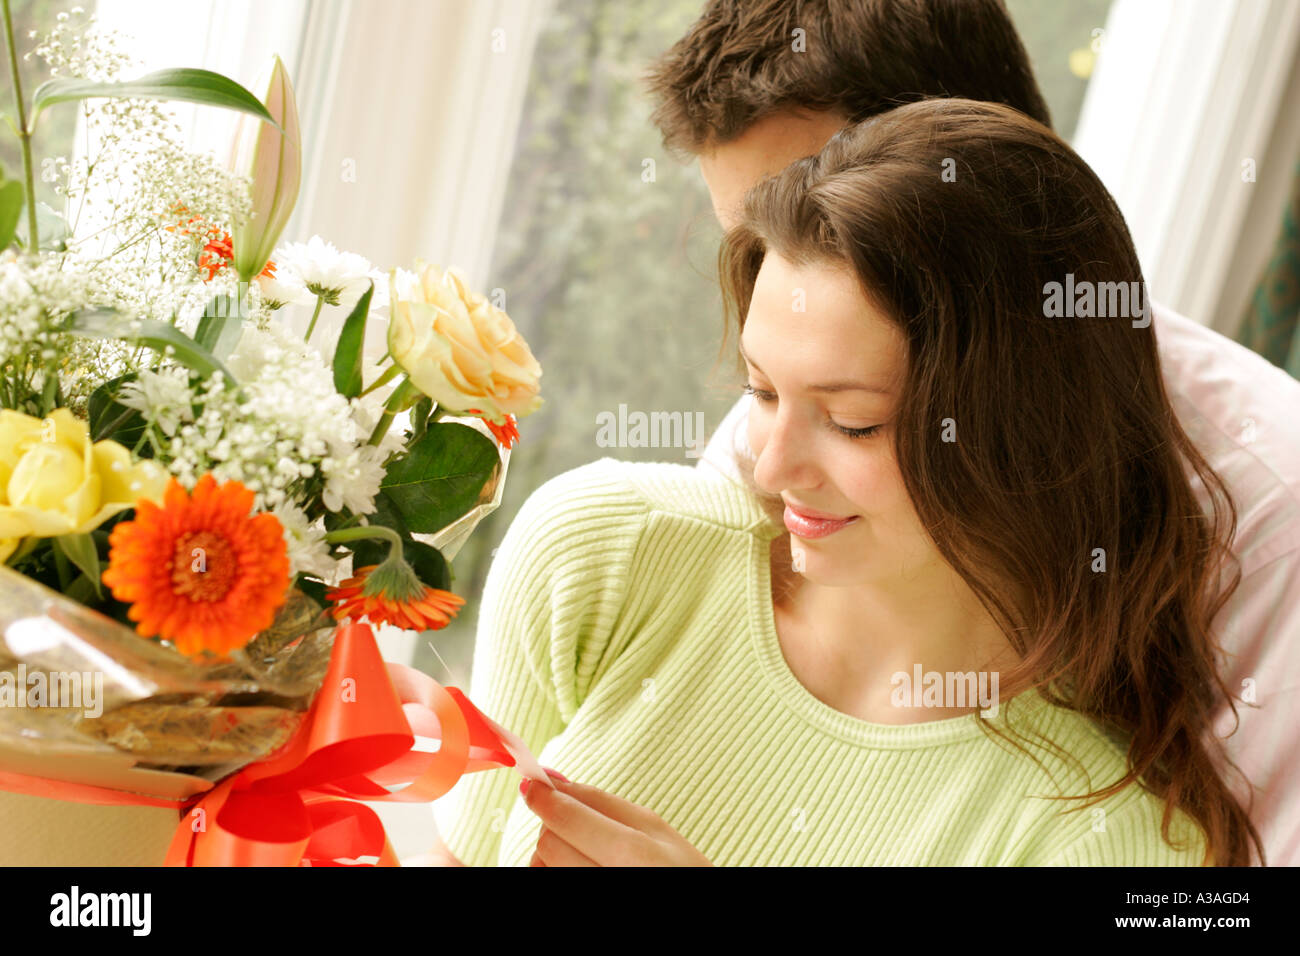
[543,767,568,783]
[519,778,532,797]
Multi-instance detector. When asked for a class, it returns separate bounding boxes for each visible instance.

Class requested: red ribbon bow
[163,621,520,865]
[0,621,530,865]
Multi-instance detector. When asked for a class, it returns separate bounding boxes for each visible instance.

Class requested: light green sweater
[432,457,1210,866]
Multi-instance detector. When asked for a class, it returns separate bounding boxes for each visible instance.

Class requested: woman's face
[744,252,940,590]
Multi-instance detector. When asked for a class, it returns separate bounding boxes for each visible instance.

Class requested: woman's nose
[752,406,814,495]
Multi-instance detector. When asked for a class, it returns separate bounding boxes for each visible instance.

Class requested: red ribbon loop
[164,621,518,866]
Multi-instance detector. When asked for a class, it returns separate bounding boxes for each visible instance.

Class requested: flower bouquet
[0,7,548,865]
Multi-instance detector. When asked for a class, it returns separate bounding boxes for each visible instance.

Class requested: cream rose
[387,261,542,424]
[0,408,168,561]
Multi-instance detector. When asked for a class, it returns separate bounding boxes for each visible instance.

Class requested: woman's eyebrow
[739,339,892,395]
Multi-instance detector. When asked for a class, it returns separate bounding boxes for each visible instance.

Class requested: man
[647,0,1300,866]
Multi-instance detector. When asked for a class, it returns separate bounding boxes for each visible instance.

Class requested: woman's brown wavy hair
[716,97,1264,866]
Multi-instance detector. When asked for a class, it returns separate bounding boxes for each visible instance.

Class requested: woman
[431,98,1263,866]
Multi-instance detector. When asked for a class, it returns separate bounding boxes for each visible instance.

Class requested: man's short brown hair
[646,0,1053,154]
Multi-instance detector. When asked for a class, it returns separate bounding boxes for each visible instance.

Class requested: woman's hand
[520,772,712,867]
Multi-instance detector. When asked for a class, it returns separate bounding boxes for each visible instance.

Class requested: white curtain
[1073,0,1300,332]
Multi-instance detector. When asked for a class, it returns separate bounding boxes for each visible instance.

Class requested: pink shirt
[699,300,1300,866]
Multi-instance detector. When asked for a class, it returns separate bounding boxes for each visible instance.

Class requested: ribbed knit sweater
[432,457,1210,866]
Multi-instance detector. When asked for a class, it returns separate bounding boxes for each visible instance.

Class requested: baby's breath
[127,323,406,519]
[3,13,256,408]
[4,11,412,588]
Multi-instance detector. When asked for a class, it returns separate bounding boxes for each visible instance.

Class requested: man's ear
[697,149,740,231]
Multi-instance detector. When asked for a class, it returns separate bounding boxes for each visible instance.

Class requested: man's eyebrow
[739,339,892,395]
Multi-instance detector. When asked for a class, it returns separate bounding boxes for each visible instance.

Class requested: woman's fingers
[521,778,646,865]
[534,825,599,867]
[523,780,710,866]
[543,778,667,834]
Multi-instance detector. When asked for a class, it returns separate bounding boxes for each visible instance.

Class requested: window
[413,0,726,681]
[1,0,100,222]
[1004,0,1116,142]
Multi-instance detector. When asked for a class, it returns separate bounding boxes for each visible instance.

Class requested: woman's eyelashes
[742,383,883,439]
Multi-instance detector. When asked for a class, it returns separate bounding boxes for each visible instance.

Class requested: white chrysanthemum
[320,444,387,514]
[117,367,194,436]
[254,270,314,311]
[271,502,338,581]
[275,235,375,308]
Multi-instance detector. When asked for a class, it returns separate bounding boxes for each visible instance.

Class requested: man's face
[697,109,847,230]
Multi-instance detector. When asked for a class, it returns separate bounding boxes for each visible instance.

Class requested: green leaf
[296,575,331,607]
[0,178,22,250]
[88,372,149,446]
[409,396,434,445]
[64,572,102,605]
[332,280,373,398]
[54,534,102,600]
[359,361,401,397]
[29,69,281,135]
[50,541,73,590]
[360,489,412,539]
[64,310,237,384]
[404,538,453,592]
[37,202,68,251]
[379,422,499,534]
[323,489,410,543]
[195,298,247,360]
[386,377,423,413]
[15,202,69,252]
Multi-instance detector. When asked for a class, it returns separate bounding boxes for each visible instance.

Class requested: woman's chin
[789,550,852,585]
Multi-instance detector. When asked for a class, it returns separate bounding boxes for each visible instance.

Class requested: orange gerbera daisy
[101,474,291,657]
[466,409,519,449]
[326,564,466,632]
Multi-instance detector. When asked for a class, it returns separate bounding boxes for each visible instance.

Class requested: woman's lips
[783,505,860,539]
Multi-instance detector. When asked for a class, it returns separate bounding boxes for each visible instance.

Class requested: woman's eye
[831,422,883,439]
[742,384,882,440]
